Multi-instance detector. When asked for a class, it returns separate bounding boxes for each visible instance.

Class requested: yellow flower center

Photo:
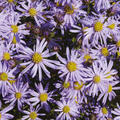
[67,61,77,72]
[63,105,70,113]
[9,80,15,85]
[15,92,22,99]
[3,52,11,61]
[108,84,112,93]
[84,54,91,62]
[107,23,115,30]
[39,93,48,102]
[11,25,18,33]
[29,8,37,17]
[74,81,84,90]
[116,40,120,47]
[32,52,42,64]
[0,72,8,81]
[63,82,70,88]
[102,107,108,114]
[94,21,103,32]
[29,112,37,120]
[64,5,74,14]
[8,0,14,3]
[12,36,17,44]
[93,75,101,84]
[101,47,109,56]
[0,113,2,119]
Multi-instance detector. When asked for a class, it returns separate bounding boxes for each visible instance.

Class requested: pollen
[39,93,48,102]
[93,75,101,84]
[3,52,11,61]
[107,23,115,30]
[63,82,70,88]
[15,92,22,99]
[32,52,42,64]
[84,54,91,62]
[0,72,8,81]
[29,112,37,119]
[29,8,37,17]
[11,25,18,33]
[94,21,103,32]
[102,107,108,114]
[8,0,14,3]
[64,5,74,14]
[108,84,112,93]
[12,36,17,44]
[63,105,70,113]
[116,40,120,47]
[74,81,84,90]
[101,47,109,56]
[67,61,77,72]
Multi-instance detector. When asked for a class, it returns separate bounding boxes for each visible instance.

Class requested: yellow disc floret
[63,105,70,113]
[39,93,48,102]
[3,52,11,61]
[11,25,18,33]
[15,92,22,99]
[63,82,70,88]
[107,23,115,30]
[67,61,77,72]
[29,8,37,17]
[102,107,108,114]
[74,81,84,90]
[32,52,42,64]
[0,72,8,81]
[116,40,120,47]
[8,0,14,3]
[93,75,101,84]
[64,5,74,14]
[0,113,2,119]
[94,21,103,32]
[101,47,109,56]
[108,84,112,93]
[84,54,91,62]
[29,112,37,119]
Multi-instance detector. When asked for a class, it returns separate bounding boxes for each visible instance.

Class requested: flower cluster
[0,0,120,120]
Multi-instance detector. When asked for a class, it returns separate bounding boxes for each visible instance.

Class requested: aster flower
[94,0,111,12]
[0,62,16,97]
[0,43,14,64]
[85,59,117,97]
[0,11,29,42]
[0,105,14,120]
[62,0,86,26]
[0,0,17,10]
[18,38,58,81]
[90,43,114,60]
[80,14,110,46]
[112,103,120,120]
[105,16,120,37]
[17,0,47,26]
[56,47,86,83]
[55,98,79,120]
[97,81,120,104]
[4,81,30,110]
[22,105,45,120]
[94,106,112,120]
[66,80,87,104]
[29,83,54,112]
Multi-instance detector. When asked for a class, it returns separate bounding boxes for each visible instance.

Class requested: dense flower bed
[0,0,120,120]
